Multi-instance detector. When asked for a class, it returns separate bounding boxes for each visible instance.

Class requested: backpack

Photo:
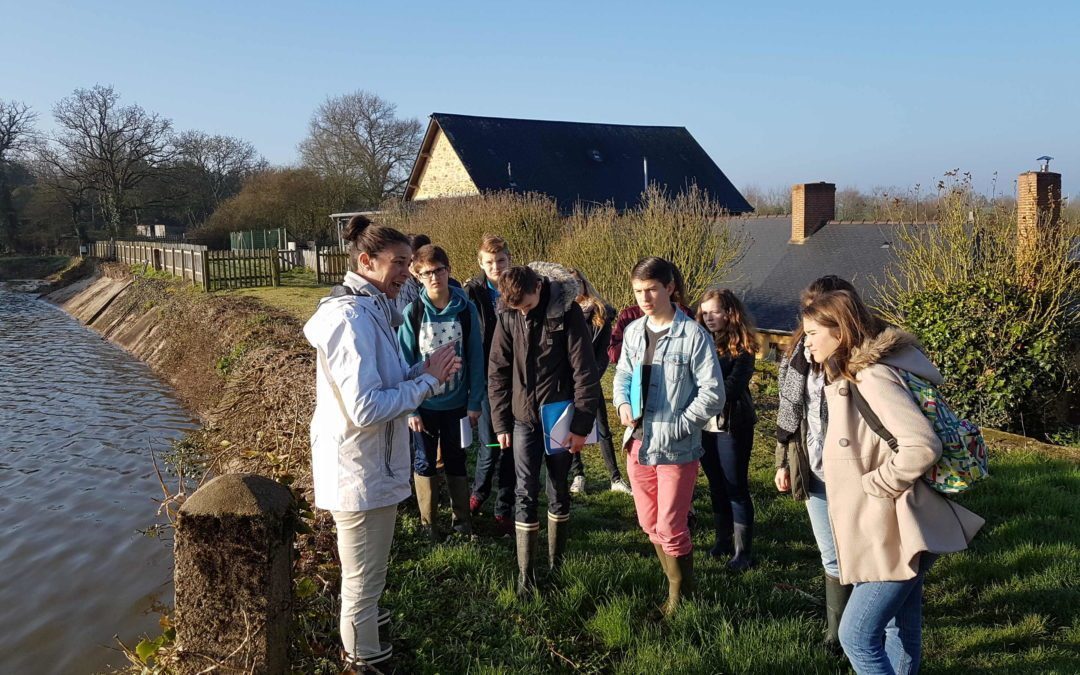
[850,371,989,495]
[408,298,471,353]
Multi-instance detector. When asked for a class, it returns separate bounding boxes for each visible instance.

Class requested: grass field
[284,363,1080,674]
[226,266,328,320]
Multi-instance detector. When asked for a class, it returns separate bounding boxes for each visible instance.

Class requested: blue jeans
[840,553,937,675]
[805,475,839,578]
[470,397,514,518]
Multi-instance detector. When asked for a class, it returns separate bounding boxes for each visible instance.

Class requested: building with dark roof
[717,183,935,356]
[404,113,752,213]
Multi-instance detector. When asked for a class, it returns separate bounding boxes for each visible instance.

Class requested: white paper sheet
[459,416,474,448]
[547,404,599,451]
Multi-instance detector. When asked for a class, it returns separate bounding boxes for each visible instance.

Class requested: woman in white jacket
[304,215,460,670]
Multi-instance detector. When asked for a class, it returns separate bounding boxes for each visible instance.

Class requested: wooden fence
[206,249,280,291]
[88,240,282,290]
[90,240,208,288]
[315,245,350,285]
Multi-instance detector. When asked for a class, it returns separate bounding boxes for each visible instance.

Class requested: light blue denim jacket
[612,309,725,466]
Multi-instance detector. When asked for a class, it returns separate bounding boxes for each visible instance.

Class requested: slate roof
[406,113,752,213]
[718,217,930,332]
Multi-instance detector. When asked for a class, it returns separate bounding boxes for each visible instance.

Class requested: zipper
[384,422,396,478]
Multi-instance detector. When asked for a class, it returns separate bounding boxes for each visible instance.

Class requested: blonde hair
[572,268,608,329]
[478,234,510,257]
[696,288,758,357]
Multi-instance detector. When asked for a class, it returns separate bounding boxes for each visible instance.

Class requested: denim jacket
[612,309,725,465]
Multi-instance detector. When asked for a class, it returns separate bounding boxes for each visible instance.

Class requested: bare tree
[49,85,174,236]
[0,100,39,250]
[174,130,266,207]
[298,91,422,208]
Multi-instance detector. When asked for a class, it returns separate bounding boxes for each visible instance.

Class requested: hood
[304,271,398,349]
[527,261,579,315]
[849,327,943,384]
[419,285,470,316]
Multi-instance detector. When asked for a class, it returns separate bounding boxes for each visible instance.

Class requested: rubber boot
[413,474,441,543]
[661,551,696,616]
[446,475,473,536]
[728,522,754,571]
[824,573,853,654]
[515,524,538,597]
[709,511,734,559]
[547,512,570,573]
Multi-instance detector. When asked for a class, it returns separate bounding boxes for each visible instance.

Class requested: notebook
[540,400,599,454]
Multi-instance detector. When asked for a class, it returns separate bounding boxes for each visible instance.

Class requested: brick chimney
[791,182,836,243]
[1017,169,1061,264]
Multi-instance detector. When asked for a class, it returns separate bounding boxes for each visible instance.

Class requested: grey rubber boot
[547,513,570,573]
[709,511,734,559]
[413,474,441,543]
[445,475,473,536]
[728,522,754,571]
[515,525,538,597]
[824,573,853,653]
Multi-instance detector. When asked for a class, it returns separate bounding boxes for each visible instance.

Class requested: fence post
[200,250,211,292]
[314,244,321,284]
[173,474,294,674]
[270,249,280,287]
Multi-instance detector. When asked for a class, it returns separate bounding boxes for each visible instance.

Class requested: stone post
[173,474,294,674]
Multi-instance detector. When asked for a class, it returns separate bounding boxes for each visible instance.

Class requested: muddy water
[0,284,197,673]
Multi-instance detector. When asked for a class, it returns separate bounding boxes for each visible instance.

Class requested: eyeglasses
[416,266,449,280]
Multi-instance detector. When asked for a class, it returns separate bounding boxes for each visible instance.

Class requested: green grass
[291,368,1080,674]
[0,255,74,280]
[225,266,329,321]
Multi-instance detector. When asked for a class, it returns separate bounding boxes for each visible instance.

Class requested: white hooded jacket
[303,271,438,511]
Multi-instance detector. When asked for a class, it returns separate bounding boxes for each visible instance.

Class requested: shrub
[878,173,1080,433]
[381,191,563,279]
[553,185,747,310]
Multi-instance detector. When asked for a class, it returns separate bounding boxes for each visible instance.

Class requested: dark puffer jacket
[487,268,602,438]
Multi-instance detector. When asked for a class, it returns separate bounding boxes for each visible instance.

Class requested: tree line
[0,87,422,252]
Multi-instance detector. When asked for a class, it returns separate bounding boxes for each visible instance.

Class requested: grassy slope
[228,283,1080,674]
[0,255,74,280]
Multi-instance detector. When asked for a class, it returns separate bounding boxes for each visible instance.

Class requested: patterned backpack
[851,371,990,495]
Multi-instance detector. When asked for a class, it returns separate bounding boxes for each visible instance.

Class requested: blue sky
[4,0,1077,196]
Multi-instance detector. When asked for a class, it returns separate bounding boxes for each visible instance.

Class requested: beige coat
[823,328,984,584]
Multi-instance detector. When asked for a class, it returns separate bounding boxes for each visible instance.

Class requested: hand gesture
[618,404,636,428]
[425,343,462,384]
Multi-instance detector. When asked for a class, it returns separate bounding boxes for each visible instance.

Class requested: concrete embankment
[45,264,318,481]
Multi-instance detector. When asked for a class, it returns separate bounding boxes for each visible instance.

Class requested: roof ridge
[431,112,686,130]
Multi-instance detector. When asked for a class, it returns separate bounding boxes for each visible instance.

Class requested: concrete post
[173,474,294,674]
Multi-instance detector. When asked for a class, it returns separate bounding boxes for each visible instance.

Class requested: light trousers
[331,505,397,659]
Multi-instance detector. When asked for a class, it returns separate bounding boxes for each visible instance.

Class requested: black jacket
[488,279,602,437]
[717,350,757,435]
[580,302,616,373]
[464,274,500,372]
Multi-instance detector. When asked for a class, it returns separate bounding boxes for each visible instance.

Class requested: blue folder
[540,400,599,455]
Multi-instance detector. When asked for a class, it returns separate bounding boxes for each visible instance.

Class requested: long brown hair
[696,288,759,357]
[801,289,885,382]
[572,268,608,329]
[785,275,859,359]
